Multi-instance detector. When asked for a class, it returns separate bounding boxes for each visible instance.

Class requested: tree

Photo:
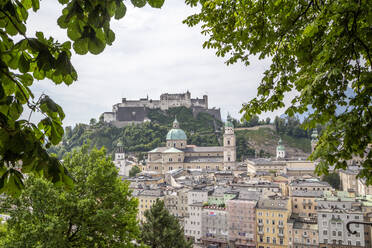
[141,199,192,248]
[184,1,372,183]
[0,146,141,247]
[129,165,141,177]
[89,118,97,126]
[0,0,165,194]
[322,172,341,190]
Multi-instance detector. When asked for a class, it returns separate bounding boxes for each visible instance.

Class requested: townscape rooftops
[290,179,331,187]
[292,220,318,230]
[246,158,287,165]
[182,146,224,153]
[163,147,183,153]
[148,147,169,153]
[184,156,223,163]
[257,198,289,210]
[135,189,164,197]
[291,190,324,197]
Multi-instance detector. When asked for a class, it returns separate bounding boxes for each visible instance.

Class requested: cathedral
[144,118,236,174]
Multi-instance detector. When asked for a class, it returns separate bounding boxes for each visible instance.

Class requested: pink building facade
[226,199,257,248]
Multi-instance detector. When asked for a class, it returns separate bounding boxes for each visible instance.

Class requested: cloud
[27,1,282,126]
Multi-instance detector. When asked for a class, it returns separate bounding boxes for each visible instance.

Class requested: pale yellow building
[256,198,291,248]
[288,219,318,247]
[291,190,323,219]
[134,189,164,222]
[145,118,236,174]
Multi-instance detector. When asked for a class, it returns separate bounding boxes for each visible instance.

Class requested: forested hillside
[49,107,317,161]
[49,107,223,159]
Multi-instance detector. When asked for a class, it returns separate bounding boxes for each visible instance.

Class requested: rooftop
[257,198,289,211]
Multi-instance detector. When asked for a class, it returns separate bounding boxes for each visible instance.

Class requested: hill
[49,108,314,161]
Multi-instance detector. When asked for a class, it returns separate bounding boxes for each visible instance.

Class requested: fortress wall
[191,98,207,109]
[160,99,192,110]
[103,112,116,122]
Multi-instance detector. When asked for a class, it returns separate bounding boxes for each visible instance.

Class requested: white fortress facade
[102,91,221,127]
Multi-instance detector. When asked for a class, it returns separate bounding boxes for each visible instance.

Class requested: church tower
[166,118,187,149]
[114,141,126,176]
[223,116,236,170]
[311,129,318,153]
[276,138,285,159]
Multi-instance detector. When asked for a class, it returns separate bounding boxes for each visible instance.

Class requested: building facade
[103,91,221,126]
[201,206,229,247]
[226,197,258,248]
[256,198,291,248]
[145,118,236,174]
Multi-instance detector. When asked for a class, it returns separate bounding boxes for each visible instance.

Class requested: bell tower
[311,129,318,153]
[223,115,236,170]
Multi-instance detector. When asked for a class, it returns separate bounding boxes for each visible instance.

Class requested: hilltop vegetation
[49,107,222,159]
[50,107,315,161]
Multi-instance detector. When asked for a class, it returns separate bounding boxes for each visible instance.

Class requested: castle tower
[203,95,208,109]
[166,118,187,149]
[311,129,318,153]
[276,138,285,159]
[223,116,236,170]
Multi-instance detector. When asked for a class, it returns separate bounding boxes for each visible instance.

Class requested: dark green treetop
[0,145,141,247]
[0,0,165,195]
[141,199,192,248]
[184,0,372,183]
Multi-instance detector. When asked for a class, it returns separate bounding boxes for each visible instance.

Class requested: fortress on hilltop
[102,91,221,127]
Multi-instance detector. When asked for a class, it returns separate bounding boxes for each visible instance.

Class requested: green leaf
[131,0,146,8]
[148,0,165,8]
[88,37,105,55]
[18,53,30,73]
[31,0,40,11]
[67,20,82,41]
[105,29,115,45]
[73,38,89,55]
[115,1,127,19]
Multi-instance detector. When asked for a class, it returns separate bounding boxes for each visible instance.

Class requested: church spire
[173,117,179,129]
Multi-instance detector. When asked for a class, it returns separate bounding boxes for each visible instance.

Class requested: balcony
[258,222,264,227]
[302,201,313,206]
[278,223,284,228]
[258,230,264,235]
[302,232,308,238]
[278,232,284,237]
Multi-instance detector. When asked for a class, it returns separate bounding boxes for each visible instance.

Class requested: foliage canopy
[0,146,141,247]
[0,0,164,195]
[184,0,372,182]
[141,199,192,248]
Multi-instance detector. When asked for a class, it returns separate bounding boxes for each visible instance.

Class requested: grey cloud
[27,1,285,126]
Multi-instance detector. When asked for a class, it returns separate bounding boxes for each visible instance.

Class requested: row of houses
[130,170,372,248]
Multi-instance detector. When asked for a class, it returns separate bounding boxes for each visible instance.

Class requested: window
[266,237,270,243]
[338,231,342,237]
[273,237,276,244]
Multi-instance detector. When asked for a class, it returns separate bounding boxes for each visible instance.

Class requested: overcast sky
[27,1,285,126]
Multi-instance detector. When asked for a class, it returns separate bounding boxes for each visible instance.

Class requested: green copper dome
[166,128,187,140]
[166,118,186,140]
[225,120,234,128]
[277,138,285,151]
